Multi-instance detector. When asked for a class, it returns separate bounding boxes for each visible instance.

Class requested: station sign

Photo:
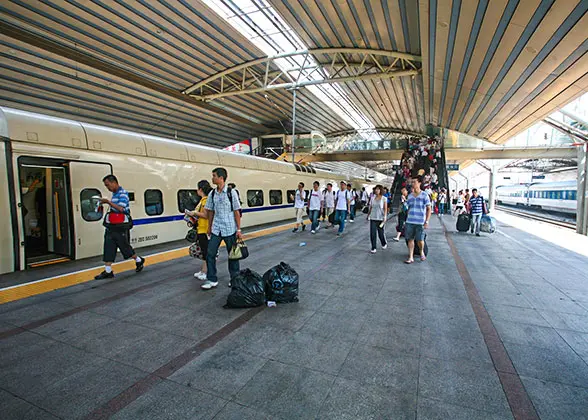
[446,164,460,171]
[532,175,546,180]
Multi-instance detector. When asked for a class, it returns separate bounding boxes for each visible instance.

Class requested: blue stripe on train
[132,204,295,226]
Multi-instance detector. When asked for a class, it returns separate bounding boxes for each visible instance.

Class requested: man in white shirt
[290,182,307,233]
[335,181,351,236]
[346,183,356,223]
[323,183,335,228]
[308,181,323,234]
[361,187,369,208]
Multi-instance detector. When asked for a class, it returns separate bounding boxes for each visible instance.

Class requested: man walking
[202,167,242,290]
[308,181,323,234]
[323,183,335,228]
[468,188,486,236]
[291,182,307,233]
[404,177,431,264]
[335,181,351,236]
[347,183,356,223]
[95,175,145,279]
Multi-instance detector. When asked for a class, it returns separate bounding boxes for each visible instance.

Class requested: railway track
[496,205,576,230]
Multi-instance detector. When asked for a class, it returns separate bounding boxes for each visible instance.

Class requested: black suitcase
[405,233,428,256]
[456,214,471,232]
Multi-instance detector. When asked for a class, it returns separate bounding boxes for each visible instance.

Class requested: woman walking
[393,187,409,241]
[453,190,465,216]
[366,184,388,254]
[186,180,213,280]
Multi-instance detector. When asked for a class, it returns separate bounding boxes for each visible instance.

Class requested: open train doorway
[18,158,73,268]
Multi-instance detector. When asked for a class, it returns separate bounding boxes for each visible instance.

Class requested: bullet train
[0,107,364,275]
[496,181,577,214]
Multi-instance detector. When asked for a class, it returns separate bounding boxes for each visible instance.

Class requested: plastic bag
[263,262,299,303]
[480,215,496,234]
[225,269,265,308]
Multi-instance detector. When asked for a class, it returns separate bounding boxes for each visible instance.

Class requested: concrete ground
[1,212,587,419]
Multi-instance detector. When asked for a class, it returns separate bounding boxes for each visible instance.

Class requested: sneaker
[302,225,306,231]
[135,257,145,273]
[382,244,388,250]
[201,281,218,290]
[311,230,316,234]
[228,281,232,288]
[349,219,354,223]
[292,228,298,233]
[392,237,400,242]
[94,270,114,280]
[337,233,341,237]
[370,249,376,254]
[194,271,207,280]
[476,233,480,237]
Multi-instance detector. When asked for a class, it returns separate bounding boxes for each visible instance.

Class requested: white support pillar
[578,143,588,235]
[489,168,497,212]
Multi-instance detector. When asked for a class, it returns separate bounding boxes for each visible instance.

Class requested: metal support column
[291,89,297,163]
[458,172,469,189]
[489,168,497,212]
[578,143,588,235]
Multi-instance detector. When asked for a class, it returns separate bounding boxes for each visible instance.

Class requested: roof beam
[183,48,421,101]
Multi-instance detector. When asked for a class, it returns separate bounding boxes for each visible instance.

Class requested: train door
[18,158,73,267]
[69,162,111,259]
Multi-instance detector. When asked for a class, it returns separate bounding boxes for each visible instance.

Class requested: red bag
[108,212,125,224]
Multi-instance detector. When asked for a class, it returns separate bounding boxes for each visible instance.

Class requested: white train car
[496,184,528,206]
[0,108,362,274]
[527,181,577,214]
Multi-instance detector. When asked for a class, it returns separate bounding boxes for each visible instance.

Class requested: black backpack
[210,187,242,216]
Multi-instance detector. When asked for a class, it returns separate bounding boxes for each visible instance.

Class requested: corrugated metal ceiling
[0,0,586,147]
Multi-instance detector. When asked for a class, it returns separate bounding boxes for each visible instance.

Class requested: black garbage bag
[225,269,265,308]
[263,262,299,303]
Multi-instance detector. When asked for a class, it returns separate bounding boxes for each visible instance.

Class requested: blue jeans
[335,210,347,233]
[471,213,483,234]
[439,203,445,214]
[206,233,240,284]
[349,204,356,220]
[309,209,320,231]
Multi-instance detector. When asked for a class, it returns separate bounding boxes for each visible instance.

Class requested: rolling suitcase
[456,214,471,232]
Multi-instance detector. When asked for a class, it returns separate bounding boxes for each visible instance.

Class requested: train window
[287,190,296,204]
[145,189,164,216]
[80,188,103,222]
[247,190,264,207]
[177,190,199,213]
[269,190,283,205]
[128,192,135,202]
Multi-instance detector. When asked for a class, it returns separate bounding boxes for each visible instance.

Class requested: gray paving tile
[557,329,588,363]
[271,331,354,375]
[521,376,588,420]
[503,341,588,388]
[422,309,482,341]
[169,347,267,398]
[74,320,195,372]
[368,301,423,328]
[215,321,296,359]
[0,389,60,420]
[332,284,382,302]
[297,280,338,297]
[418,357,511,416]
[484,303,551,327]
[0,320,17,333]
[28,359,146,419]
[317,376,416,420]
[416,397,512,420]
[422,294,473,316]
[299,311,367,342]
[539,309,588,333]
[31,311,116,342]
[375,288,422,307]
[420,331,493,367]
[111,379,226,420]
[477,290,533,308]
[0,340,105,398]
[356,320,420,356]
[0,331,55,369]
[338,344,419,393]
[493,319,570,351]
[319,295,373,317]
[234,360,335,419]
[0,300,74,326]
[211,402,273,420]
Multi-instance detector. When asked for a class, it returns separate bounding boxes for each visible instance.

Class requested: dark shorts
[405,223,425,241]
[197,233,209,259]
[103,227,134,263]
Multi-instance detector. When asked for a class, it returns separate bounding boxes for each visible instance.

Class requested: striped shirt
[205,186,241,236]
[469,196,484,215]
[406,191,431,225]
[111,187,130,214]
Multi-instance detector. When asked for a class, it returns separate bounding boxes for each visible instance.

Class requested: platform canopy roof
[0,0,586,148]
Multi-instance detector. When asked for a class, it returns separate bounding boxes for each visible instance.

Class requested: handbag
[185,228,198,243]
[103,211,133,230]
[229,238,249,260]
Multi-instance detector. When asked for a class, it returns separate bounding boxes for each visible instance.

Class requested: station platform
[1,214,588,419]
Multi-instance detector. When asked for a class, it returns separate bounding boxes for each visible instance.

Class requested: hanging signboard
[446,164,460,171]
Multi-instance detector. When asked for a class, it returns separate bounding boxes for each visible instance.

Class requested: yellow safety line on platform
[0,221,305,304]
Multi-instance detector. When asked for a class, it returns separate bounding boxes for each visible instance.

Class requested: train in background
[0,107,365,275]
[495,181,577,215]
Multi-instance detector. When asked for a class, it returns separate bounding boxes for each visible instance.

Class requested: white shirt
[294,190,306,209]
[347,190,355,205]
[336,190,350,210]
[361,190,369,202]
[309,189,323,210]
[324,190,335,208]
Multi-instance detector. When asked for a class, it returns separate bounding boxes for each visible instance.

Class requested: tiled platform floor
[1,213,587,419]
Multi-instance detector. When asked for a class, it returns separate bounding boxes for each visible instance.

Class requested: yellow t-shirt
[196,196,209,234]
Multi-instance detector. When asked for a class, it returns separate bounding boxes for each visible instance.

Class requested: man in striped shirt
[468,188,486,236]
[95,175,145,280]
